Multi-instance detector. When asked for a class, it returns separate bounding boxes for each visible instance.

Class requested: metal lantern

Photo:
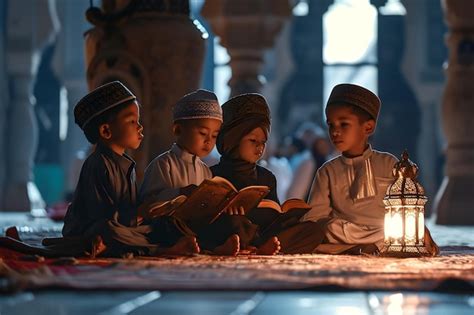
[381,150,430,257]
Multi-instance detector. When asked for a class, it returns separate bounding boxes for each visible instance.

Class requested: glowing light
[59,86,68,141]
[323,0,377,64]
[405,212,416,244]
[384,212,391,241]
[386,293,404,315]
[390,212,403,240]
[418,211,425,242]
[193,19,209,39]
[382,151,430,256]
[293,1,309,17]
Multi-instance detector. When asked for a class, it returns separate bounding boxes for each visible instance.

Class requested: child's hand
[225,206,245,215]
[180,184,197,197]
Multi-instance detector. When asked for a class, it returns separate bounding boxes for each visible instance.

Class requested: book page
[257,198,311,213]
[257,199,282,212]
[223,185,270,214]
[173,179,235,224]
[209,176,238,192]
[281,198,312,213]
[139,195,187,218]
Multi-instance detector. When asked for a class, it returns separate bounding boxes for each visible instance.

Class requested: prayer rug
[1,246,473,292]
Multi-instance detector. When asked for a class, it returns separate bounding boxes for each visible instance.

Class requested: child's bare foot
[160,236,200,256]
[91,235,107,258]
[5,226,20,241]
[213,234,240,256]
[256,236,280,255]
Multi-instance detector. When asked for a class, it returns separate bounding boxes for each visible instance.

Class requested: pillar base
[3,181,46,215]
[435,176,474,225]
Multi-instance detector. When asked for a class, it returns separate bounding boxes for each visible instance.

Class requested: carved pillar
[0,1,8,207]
[435,0,474,225]
[278,1,330,135]
[52,0,90,195]
[84,0,207,177]
[3,0,57,213]
[374,1,422,170]
[0,1,6,209]
[201,0,291,97]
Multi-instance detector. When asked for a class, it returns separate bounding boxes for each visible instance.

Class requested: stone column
[3,0,57,213]
[0,1,7,209]
[52,0,90,195]
[374,1,421,164]
[201,0,291,97]
[435,0,474,225]
[84,0,207,177]
[278,1,330,135]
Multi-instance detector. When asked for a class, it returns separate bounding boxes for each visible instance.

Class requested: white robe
[139,143,212,202]
[301,146,397,248]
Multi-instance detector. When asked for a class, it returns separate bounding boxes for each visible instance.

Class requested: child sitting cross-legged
[58,81,204,257]
[301,83,438,255]
[210,94,284,255]
[140,90,255,256]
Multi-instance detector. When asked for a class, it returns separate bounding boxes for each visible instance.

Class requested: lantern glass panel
[384,211,391,242]
[418,210,424,243]
[405,210,416,245]
[391,210,403,243]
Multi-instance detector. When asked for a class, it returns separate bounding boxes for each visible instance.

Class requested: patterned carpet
[0,214,473,292]
[1,246,473,292]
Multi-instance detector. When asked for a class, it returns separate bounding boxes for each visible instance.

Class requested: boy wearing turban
[211,93,282,255]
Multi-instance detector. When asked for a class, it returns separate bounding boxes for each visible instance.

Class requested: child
[63,81,144,240]
[62,81,198,257]
[301,83,403,253]
[139,89,244,255]
[210,93,282,255]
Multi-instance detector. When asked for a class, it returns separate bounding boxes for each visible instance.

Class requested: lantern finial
[392,149,419,179]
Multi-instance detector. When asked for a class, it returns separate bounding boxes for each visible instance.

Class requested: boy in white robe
[140,90,220,202]
[301,83,398,253]
[139,90,243,255]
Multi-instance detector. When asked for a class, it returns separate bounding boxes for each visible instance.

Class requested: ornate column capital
[201,0,291,96]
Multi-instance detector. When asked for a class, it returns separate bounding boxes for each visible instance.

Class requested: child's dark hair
[328,103,373,123]
[83,100,135,144]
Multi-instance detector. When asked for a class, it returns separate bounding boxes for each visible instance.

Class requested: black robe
[211,162,327,253]
[63,143,138,238]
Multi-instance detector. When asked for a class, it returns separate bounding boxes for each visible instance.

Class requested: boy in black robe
[60,81,198,257]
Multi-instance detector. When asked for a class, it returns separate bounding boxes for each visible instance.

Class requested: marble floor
[0,290,473,315]
[0,213,473,315]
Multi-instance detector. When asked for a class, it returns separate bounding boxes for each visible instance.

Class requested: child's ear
[172,123,181,136]
[364,120,375,135]
[99,123,113,140]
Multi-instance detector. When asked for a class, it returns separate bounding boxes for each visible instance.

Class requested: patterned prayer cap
[74,81,136,130]
[221,93,271,127]
[173,89,222,122]
[326,83,381,121]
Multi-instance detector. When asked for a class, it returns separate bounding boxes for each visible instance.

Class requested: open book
[247,198,312,237]
[257,198,311,213]
[142,176,270,225]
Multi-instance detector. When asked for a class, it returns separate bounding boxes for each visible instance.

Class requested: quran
[142,176,270,224]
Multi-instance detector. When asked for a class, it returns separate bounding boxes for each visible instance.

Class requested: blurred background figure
[259,137,293,202]
[286,122,332,201]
